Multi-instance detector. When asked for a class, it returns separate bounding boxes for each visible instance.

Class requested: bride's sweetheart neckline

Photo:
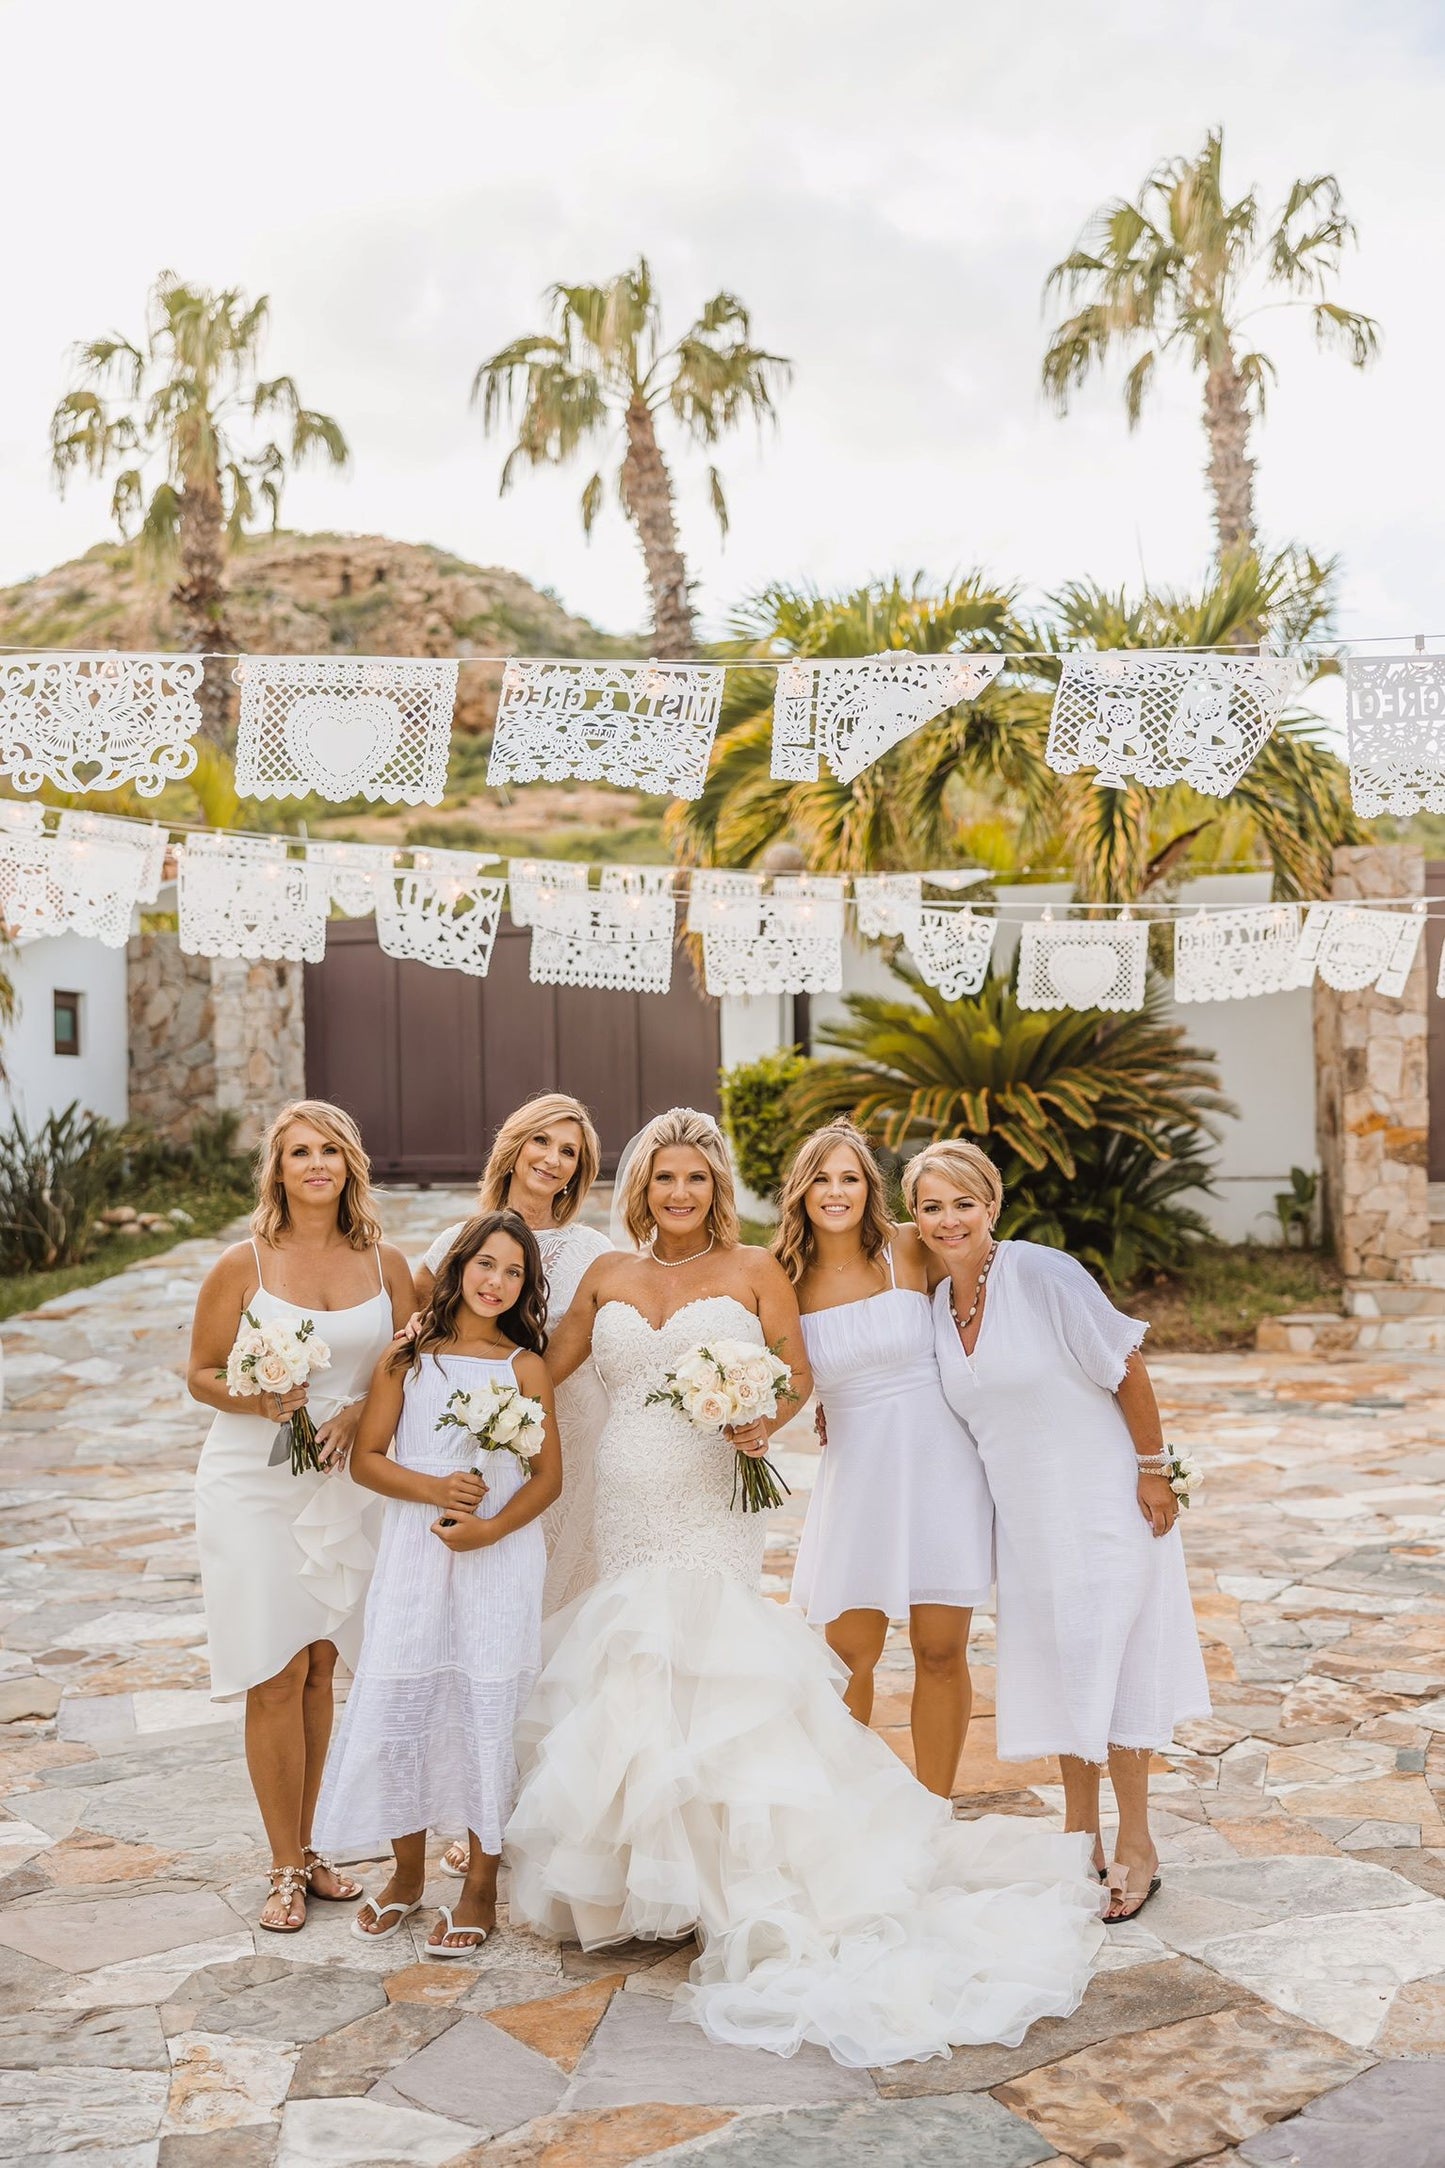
[597,1293,758,1336]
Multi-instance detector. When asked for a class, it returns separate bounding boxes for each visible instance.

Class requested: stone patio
[3,1191,1445,2166]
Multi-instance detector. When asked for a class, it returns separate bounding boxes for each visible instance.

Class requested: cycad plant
[474,259,789,656]
[787,961,1232,1284]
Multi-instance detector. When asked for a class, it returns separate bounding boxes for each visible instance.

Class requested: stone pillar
[1314,843,1429,1279]
[127,935,306,1150]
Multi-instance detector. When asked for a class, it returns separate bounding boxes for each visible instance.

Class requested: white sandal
[424,1903,490,1959]
[438,1840,468,1876]
[351,1896,422,1942]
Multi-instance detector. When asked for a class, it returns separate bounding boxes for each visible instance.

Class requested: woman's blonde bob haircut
[252,1100,384,1250]
[772,1122,891,1286]
[620,1106,740,1251]
[477,1093,601,1225]
[902,1138,1004,1224]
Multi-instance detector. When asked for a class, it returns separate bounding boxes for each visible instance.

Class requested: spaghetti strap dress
[194,1242,394,1700]
[790,1247,993,1625]
[314,1349,546,1855]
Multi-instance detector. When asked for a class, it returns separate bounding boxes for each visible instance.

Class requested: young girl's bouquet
[437,1379,547,1475]
[224,1312,332,1475]
[647,1336,795,1512]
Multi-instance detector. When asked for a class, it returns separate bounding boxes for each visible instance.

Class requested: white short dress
[790,1250,993,1626]
[314,1349,546,1856]
[932,1240,1210,1764]
[194,1243,393,1700]
[420,1218,610,1615]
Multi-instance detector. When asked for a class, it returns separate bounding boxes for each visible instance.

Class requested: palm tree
[1041,128,1380,556]
[50,273,350,740]
[672,557,1361,902]
[473,259,789,657]
[667,573,1034,871]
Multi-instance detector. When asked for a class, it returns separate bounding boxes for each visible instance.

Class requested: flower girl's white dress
[421,1219,610,1613]
[314,1351,545,1856]
[506,1296,1104,2070]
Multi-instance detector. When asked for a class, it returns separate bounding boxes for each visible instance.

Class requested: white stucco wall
[0,935,129,1129]
[721,873,1317,1245]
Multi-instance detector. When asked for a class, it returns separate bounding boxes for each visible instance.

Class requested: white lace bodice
[590,1295,768,1585]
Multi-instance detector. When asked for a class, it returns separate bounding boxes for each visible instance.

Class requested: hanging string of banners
[1,795,1441,1008]
[5,636,1442,815]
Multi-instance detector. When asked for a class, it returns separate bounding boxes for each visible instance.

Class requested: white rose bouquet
[222,1311,332,1475]
[436,1380,547,1473]
[646,1336,796,1512]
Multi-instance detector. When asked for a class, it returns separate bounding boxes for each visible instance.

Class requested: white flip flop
[351,1896,421,1942]
[424,1903,491,1959]
[437,1844,468,1877]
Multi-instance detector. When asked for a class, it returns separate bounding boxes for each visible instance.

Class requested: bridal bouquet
[223,1311,332,1475]
[436,1380,547,1472]
[647,1337,795,1512]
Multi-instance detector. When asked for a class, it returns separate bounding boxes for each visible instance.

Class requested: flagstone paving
[3,1192,1445,2164]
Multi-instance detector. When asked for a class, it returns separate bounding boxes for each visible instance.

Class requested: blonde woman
[777,1124,992,1797]
[910,1140,1210,1925]
[505,1108,1104,2071]
[189,1102,415,1933]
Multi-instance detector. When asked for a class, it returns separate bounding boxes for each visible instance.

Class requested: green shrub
[0,1103,125,1270]
[719,1047,810,1203]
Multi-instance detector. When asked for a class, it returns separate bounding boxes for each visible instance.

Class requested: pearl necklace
[949,1240,997,1337]
[647,1235,715,1269]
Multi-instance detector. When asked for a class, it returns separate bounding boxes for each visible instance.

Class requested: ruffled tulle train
[506,1565,1104,2068]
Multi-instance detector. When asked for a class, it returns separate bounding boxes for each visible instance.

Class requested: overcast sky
[1,0,1440,653]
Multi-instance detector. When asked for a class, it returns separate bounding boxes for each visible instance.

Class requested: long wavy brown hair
[478,1093,601,1225]
[252,1100,383,1250]
[391,1211,548,1376]
[772,1122,891,1286]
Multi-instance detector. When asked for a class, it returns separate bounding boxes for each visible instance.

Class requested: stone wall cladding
[126,934,305,1149]
[1314,843,1429,1280]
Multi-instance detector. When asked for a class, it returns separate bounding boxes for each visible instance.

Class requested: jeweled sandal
[305,1847,361,1902]
[259,1864,308,1934]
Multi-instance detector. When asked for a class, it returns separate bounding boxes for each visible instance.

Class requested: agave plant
[789,960,1232,1176]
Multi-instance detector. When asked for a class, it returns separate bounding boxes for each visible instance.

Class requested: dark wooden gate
[1427,864,1445,1181]
[303,919,721,1180]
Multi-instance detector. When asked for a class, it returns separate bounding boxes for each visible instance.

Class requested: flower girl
[313,1211,560,1956]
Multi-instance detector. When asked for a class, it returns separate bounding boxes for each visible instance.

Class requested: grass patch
[0,1172,249,1323]
[1128,1242,1343,1353]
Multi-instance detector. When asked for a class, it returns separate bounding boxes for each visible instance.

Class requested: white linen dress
[505,1294,1105,2070]
[420,1218,610,1614]
[932,1240,1210,1764]
[194,1243,393,1701]
[790,1247,993,1625]
[313,1350,546,1856]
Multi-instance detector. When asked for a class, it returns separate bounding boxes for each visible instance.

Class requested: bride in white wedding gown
[506,1108,1104,2069]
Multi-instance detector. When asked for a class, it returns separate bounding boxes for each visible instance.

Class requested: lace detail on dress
[590,1296,768,1585]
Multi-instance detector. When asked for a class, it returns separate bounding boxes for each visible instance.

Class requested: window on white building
[53,990,81,1057]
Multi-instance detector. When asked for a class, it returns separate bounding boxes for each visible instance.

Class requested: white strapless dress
[505,1295,1104,2069]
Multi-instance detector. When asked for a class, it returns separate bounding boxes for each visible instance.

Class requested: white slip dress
[314,1349,546,1857]
[505,1293,1104,2071]
[420,1218,611,1614]
[194,1243,393,1701]
[932,1241,1211,1765]
[790,1248,994,1626]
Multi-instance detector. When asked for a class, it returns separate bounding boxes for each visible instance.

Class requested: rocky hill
[0,531,633,737]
